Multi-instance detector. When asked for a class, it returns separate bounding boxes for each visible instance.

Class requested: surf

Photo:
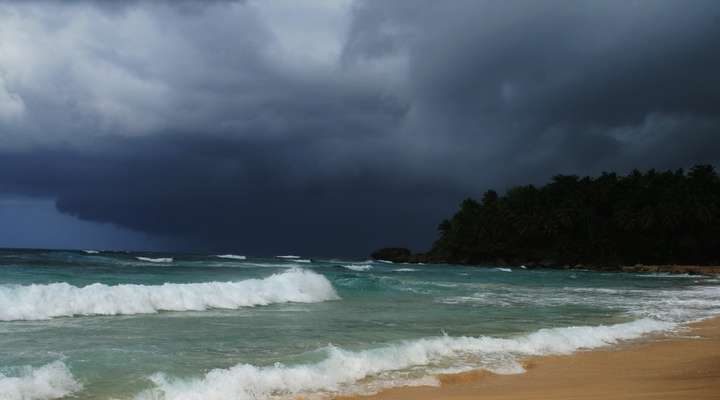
[215,254,247,260]
[134,318,674,400]
[136,257,173,263]
[0,361,81,400]
[0,269,339,320]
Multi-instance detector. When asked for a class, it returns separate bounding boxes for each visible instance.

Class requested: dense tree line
[429,165,720,267]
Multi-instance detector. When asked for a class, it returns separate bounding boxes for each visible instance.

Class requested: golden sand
[336,317,720,400]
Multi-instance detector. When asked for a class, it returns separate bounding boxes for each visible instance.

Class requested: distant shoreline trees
[429,165,720,266]
[374,165,720,267]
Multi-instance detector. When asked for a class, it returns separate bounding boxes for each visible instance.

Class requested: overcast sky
[1,0,719,255]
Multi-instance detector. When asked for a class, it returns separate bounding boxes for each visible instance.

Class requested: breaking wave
[439,285,720,323]
[0,269,339,321]
[342,264,372,272]
[136,257,173,263]
[135,318,673,400]
[0,361,82,400]
[215,254,247,260]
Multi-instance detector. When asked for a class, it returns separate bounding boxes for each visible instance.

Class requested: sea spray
[0,269,339,320]
[135,318,673,400]
[0,361,82,400]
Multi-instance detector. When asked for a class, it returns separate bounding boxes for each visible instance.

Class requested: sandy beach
[338,317,720,400]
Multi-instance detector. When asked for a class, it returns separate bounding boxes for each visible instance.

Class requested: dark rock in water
[371,247,412,262]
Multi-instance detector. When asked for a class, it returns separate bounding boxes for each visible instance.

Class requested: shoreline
[336,316,720,400]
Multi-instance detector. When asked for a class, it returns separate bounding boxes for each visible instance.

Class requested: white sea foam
[136,257,173,263]
[215,254,247,260]
[0,361,82,400]
[395,268,418,272]
[276,255,301,259]
[495,267,512,272]
[634,273,705,278]
[439,284,720,323]
[0,269,339,321]
[239,262,300,268]
[81,250,99,254]
[294,259,312,263]
[135,318,673,400]
[376,260,394,264]
[343,264,372,272]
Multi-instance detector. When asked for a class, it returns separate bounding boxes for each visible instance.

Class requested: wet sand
[337,317,720,400]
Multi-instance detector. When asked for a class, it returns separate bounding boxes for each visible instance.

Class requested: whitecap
[495,267,512,272]
[0,269,339,321]
[215,254,247,260]
[136,257,173,263]
[0,361,82,400]
[135,318,673,400]
[343,265,372,272]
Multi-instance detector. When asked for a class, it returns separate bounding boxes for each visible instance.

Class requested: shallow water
[1,249,718,399]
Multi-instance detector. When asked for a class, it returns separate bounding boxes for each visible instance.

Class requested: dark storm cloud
[0,134,461,255]
[341,0,720,185]
[1,0,720,254]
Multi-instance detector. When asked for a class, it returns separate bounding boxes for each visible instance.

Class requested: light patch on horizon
[0,196,164,251]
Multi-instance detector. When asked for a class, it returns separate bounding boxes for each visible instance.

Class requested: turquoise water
[1,249,719,399]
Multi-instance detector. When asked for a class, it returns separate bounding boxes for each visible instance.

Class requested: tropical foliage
[431,165,720,266]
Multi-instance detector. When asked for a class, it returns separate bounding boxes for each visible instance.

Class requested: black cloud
[1,0,720,254]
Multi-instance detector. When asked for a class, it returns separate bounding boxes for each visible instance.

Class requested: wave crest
[136,257,173,263]
[0,269,339,321]
[0,361,82,400]
[215,254,246,260]
[342,264,372,272]
[135,318,673,400]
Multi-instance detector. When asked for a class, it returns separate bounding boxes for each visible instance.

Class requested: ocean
[1,249,719,400]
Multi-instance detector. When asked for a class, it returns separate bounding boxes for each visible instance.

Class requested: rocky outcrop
[370,248,412,262]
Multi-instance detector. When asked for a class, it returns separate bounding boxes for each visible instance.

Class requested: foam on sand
[135,318,673,400]
[0,361,82,400]
[136,257,173,263]
[0,269,339,321]
[215,254,247,260]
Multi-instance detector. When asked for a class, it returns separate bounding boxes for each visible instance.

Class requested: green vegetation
[429,165,720,267]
